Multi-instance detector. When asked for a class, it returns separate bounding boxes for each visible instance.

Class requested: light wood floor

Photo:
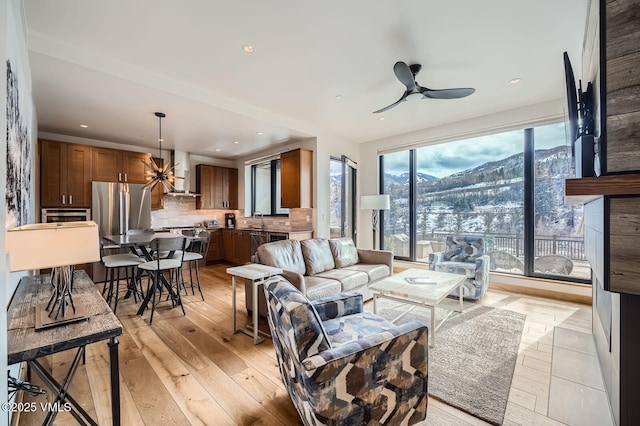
[14,264,592,425]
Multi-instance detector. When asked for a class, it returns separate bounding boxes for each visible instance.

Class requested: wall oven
[41,208,91,223]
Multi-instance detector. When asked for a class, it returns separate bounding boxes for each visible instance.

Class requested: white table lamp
[7,221,100,329]
[361,194,390,250]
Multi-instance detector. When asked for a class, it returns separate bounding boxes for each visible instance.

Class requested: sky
[383,122,569,178]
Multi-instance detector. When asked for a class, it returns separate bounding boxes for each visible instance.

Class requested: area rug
[371,299,526,425]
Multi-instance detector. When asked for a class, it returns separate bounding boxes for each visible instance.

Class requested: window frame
[250,159,288,217]
[379,124,590,285]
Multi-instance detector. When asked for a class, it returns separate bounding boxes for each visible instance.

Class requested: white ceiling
[24,0,589,159]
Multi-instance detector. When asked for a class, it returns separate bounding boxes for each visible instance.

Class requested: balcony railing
[387,231,586,262]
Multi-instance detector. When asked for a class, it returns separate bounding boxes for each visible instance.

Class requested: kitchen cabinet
[236,230,251,263]
[280,148,313,208]
[213,166,238,210]
[196,165,238,210]
[40,139,92,208]
[205,229,222,263]
[221,229,251,264]
[150,157,164,210]
[92,147,151,184]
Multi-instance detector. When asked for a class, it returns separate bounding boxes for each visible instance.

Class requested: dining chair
[137,236,187,324]
[99,241,145,314]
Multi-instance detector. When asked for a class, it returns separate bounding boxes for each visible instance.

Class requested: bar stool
[180,231,210,300]
[137,236,187,324]
[99,242,145,314]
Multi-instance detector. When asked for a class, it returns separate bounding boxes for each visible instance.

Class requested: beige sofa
[245,237,393,316]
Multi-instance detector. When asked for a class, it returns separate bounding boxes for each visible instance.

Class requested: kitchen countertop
[213,227,313,234]
[160,225,312,234]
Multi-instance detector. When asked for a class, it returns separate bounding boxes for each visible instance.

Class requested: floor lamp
[361,194,390,250]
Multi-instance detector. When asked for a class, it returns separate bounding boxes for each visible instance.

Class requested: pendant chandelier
[142,112,183,191]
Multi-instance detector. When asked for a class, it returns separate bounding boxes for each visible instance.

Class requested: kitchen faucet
[253,211,265,228]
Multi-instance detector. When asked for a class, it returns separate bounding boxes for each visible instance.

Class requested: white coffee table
[370,268,465,347]
[227,264,283,344]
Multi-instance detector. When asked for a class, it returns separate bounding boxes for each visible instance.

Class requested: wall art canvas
[5,59,33,229]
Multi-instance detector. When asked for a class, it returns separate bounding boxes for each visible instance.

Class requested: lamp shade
[361,194,390,210]
[7,221,100,272]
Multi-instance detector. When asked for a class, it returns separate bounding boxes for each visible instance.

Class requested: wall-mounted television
[563,51,580,146]
[564,51,596,177]
[563,51,594,145]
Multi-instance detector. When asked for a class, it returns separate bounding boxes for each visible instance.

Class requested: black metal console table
[7,271,122,425]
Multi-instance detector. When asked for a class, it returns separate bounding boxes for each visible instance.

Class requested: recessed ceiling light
[242,45,255,53]
[509,78,522,84]
[80,124,88,128]
[215,148,221,152]
[256,132,263,136]
[335,95,342,100]
[233,140,240,144]
[379,117,385,121]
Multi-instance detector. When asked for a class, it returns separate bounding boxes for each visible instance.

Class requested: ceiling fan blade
[393,62,416,92]
[421,87,475,99]
[373,92,408,113]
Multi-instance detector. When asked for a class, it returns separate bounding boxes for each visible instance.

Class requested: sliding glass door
[329,156,357,239]
[380,150,412,259]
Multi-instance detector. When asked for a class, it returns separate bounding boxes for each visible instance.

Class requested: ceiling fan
[373,61,475,113]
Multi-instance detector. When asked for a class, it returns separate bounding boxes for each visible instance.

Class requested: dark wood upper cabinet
[40,139,91,208]
[196,164,214,209]
[150,157,164,210]
[280,148,313,208]
[122,151,150,183]
[92,147,150,184]
[196,164,238,210]
[91,147,121,182]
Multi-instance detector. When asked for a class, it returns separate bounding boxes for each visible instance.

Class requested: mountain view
[383,145,583,242]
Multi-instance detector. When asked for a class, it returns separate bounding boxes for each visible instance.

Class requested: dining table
[103,232,203,316]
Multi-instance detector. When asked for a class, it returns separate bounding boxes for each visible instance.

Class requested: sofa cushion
[301,239,335,275]
[343,263,391,283]
[328,237,359,268]
[314,269,369,291]
[256,239,306,275]
[304,276,342,300]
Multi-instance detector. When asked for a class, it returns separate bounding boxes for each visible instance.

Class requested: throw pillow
[328,237,359,268]
[301,239,336,275]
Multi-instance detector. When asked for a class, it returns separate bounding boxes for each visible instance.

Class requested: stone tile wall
[151,196,313,231]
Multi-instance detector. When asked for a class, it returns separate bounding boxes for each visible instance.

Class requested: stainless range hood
[166,150,199,197]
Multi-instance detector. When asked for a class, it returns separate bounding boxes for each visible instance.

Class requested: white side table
[227,263,283,344]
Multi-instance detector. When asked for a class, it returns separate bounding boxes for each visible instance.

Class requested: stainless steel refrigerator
[91,182,151,282]
[92,181,151,237]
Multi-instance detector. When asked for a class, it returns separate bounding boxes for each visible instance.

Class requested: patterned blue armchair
[264,276,428,425]
[428,236,490,300]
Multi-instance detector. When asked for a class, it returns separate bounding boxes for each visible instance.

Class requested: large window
[380,123,588,282]
[251,159,288,216]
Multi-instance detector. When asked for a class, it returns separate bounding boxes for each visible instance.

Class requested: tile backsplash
[151,196,236,228]
[151,196,313,230]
